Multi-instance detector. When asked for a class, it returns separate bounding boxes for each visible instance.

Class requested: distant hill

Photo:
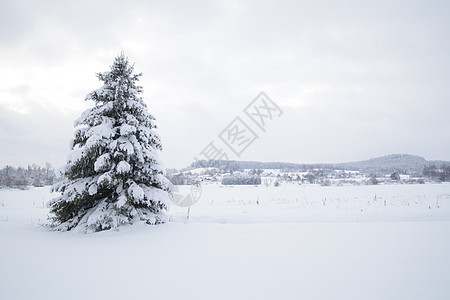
[186,160,331,172]
[185,154,450,176]
[337,154,429,175]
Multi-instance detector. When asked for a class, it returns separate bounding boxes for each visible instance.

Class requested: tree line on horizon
[0,163,57,189]
[187,155,450,178]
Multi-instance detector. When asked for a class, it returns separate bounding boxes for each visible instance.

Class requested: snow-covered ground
[1,184,450,300]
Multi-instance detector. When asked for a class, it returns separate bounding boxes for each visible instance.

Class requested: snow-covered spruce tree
[48,54,171,232]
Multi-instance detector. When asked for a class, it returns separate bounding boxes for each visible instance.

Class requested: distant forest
[0,163,58,189]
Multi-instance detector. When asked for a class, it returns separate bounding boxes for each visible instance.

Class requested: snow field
[1,184,450,300]
[171,183,450,223]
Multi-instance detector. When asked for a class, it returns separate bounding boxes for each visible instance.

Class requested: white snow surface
[85,122,115,149]
[120,123,136,136]
[118,138,134,155]
[1,183,450,300]
[94,153,111,172]
[128,182,144,201]
[66,147,83,164]
[88,183,98,195]
[97,172,112,186]
[116,160,131,174]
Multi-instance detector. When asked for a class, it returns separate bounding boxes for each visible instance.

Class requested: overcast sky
[1,0,449,169]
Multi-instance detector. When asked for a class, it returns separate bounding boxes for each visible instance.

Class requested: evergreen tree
[48,54,170,232]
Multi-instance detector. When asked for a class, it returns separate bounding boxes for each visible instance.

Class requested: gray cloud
[1,0,449,168]
[0,104,74,167]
